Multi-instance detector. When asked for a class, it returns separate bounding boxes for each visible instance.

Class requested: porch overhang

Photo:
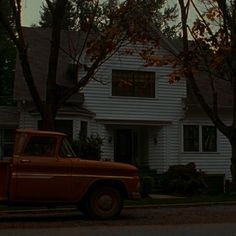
[96,118,171,126]
[20,101,95,118]
[29,106,95,118]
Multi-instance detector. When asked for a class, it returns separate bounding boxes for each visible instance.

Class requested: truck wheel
[86,186,124,220]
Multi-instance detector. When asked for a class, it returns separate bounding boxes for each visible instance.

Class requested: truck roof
[16,129,67,137]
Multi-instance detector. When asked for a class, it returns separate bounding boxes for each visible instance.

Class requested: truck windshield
[60,138,76,158]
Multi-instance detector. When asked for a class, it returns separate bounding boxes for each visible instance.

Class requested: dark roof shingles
[14,27,86,100]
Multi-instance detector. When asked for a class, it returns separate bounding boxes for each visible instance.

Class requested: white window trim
[109,69,159,99]
[181,124,218,153]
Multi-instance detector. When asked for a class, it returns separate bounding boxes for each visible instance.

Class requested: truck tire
[86,185,124,220]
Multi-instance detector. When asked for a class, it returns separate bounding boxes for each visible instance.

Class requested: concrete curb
[0,207,78,215]
[1,201,236,216]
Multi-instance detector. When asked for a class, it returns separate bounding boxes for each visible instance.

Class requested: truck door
[11,135,72,202]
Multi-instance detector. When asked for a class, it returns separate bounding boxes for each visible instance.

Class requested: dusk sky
[21,0,197,27]
[21,0,43,26]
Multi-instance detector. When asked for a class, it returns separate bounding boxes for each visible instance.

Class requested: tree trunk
[40,104,57,131]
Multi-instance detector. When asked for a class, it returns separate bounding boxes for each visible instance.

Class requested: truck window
[60,138,76,158]
[23,136,57,157]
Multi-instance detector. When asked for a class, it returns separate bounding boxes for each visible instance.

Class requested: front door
[11,135,71,202]
[115,129,137,164]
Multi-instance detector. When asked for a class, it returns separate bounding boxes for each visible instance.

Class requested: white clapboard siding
[89,120,114,161]
[17,40,232,179]
[152,122,183,171]
[180,115,232,179]
[78,43,188,173]
[19,109,38,129]
[80,44,186,122]
[148,126,166,173]
[73,119,81,139]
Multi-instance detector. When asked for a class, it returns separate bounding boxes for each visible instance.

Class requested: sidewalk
[149,194,185,199]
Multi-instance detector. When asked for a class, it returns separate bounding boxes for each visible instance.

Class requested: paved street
[1,224,236,236]
[1,204,236,235]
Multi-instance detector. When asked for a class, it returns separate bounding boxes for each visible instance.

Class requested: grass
[125,193,236,206]
[1,193,236,211]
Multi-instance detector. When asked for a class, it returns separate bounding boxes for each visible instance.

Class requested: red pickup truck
[0,129,140,219]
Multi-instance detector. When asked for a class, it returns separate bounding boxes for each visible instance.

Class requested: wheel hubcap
[97,194,113,211]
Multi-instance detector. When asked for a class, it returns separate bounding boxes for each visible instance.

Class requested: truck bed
[0,161,10,201]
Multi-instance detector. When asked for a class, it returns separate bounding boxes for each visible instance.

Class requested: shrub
[140,176,155,198]
[71,134,103,160]
[160,162,207,195]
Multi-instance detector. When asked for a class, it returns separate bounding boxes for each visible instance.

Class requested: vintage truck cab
[0,129,140,219]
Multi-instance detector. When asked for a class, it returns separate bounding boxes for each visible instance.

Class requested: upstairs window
[183,125,217,152]
[112,70,155,98]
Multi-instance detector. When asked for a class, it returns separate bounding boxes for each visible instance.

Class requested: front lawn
[1,194,236,211]
[125,193,236,206]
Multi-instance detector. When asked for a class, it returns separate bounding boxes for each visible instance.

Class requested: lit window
[112,70,155,98]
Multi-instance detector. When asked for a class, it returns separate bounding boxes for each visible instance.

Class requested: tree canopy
[0,0,16,105]
[0,0,180,131]
[173,0,236,188]
[38,0,180,38]
[134,0,236,188]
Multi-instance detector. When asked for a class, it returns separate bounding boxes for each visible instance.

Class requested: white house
[13,27,232,180]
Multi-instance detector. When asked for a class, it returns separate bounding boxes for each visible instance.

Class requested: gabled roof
[187,75,233,109]
[14,27,89,101]
[131,22,232,109]
[14,27,232,112]
[167,40,233,109]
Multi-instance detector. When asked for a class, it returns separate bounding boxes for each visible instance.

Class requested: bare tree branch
[179,0,229,137]
[0,0,43,115]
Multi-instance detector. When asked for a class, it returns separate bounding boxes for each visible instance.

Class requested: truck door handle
[20,159,31,163]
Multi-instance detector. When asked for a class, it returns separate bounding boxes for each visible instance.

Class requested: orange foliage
[205,7,221,21]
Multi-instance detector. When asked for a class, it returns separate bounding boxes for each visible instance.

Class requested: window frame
[111,69,156,98]
[182,124,218,153]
